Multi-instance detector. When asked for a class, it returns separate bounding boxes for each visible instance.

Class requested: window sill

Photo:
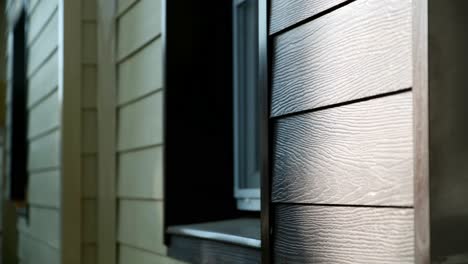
[167,218,261,249]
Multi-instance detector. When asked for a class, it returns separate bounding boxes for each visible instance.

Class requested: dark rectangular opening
[9,10,28,202]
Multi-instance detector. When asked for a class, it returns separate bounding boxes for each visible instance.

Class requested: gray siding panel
[272,92,413,206]
[271,0,412,117]
[270,0,347,34]
[274,204,414,263]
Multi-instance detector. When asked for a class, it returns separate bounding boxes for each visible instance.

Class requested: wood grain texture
[270,0,347,34]
[274,204,414,263]
[168,235,261,264]
[271,0,412,117]
[273,92,413,206]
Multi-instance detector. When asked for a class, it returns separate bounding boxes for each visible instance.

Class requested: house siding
[269,0,415,262]
[6,0,61,263]
[114,1,181,263]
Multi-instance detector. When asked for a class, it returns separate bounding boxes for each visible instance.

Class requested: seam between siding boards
[28,126,60,142]
[28,86,59,111]
[117,143,164,154]
[29,167,61,174]
[271,87,412,120]
[28,47,59,79]
[117,197,164,202]
[117,88,163,109]
[116,0,141,20]
[116,33,161,64]
[273,202,414,209]
[28,203,60,210]
[270,0,356,37]
[117,241,167,257]
[28,6,59,48]
[17,230,61,251]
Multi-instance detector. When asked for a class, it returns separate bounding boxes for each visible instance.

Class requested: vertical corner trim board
[270,0,412,117]
[274,204,414,263]
[272,91,414,206]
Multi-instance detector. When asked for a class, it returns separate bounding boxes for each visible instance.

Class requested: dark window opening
[9,9,28,202]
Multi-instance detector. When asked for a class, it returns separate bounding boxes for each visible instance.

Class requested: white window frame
[233,0,260,211]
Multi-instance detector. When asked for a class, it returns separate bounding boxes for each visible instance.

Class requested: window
[233,0,260,211]
[9,9,28,202]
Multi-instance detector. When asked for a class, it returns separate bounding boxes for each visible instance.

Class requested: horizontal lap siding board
[28,11,58,77]
[28,91,59,139]
[118,146,163,199]
[117,0,161,60]
[270,0,348,34]
[271,0,412,117]
[117,91,163,151]
[28,170,60,208]
[27,51,58,108]
[117,200,166,255]
[272,92,413,206]
[274,204,414,263]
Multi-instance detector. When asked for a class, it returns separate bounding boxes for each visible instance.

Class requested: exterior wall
[269,0,415,262]
[114,0,179,263]
[81,0,98,263]
[6,0,61,263]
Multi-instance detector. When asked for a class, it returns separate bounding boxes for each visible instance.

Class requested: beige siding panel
[28,207,60,249]
[28,51,58,107]
[119,244,185,264]
[83,199,97,243]
[118,92,163,151]
[117,0,161,59]
[82,154,97,198]
[28,12,58,77]
[118,146,163,199]
[28,0,40,13]
[82,65,97,109]
[82,23,97,64]
[28,130,60,170]
[28,170,60,208]
[27,0,58,44]
[82,110,98,154]
[82,0,96,21]
[118,38,162,105]
[82,244,97,264]
[16,234,60,264]
[28,91,59,139]
[117,0,138,15]
[117,200,166,255]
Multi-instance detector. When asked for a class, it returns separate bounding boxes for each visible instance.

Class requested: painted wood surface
[117,0,161,60]
[117,200,166,255]
[117,91,163,151]
[274,204,414,263]
[118,146,163,199]
[28,12,58,77]
[28,51,58,108]
[272,92,413,206]
[117,38,162,105]
[271,0,412,117]
[270,0,347,34]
